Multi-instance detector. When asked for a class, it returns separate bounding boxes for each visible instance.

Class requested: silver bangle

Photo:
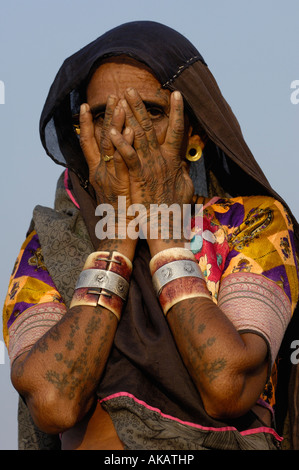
[152,259,204,296]
[75,268,129,301]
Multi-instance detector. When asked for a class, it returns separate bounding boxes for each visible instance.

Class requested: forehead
[86,57,171,107]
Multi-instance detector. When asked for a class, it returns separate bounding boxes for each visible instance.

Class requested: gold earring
[186,143,202,162]
[74,125,81,135]
[72,113,80,135]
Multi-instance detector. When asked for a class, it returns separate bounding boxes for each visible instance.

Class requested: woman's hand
[79,95,137,245]
[109,89,194,244]
[79,95,132,207]
[111,89,194,206]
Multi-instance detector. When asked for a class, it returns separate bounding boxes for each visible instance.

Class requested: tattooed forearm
[11,301,118,424]
[202,358,227,383]
[45,370,69,393]
[42,305,115,401]
[168,297,228,387]
[166,293,269,419]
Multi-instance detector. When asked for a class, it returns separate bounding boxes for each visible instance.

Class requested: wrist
[149,247,211,315]
[96,236,137,262]
[147,238,187,257]
[140,206,189,256]
[70,250,133,321]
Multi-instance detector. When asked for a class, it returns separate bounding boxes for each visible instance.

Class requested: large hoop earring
[186,143,202,162]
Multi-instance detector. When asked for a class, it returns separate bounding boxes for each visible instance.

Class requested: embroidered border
[100,392,282,448]
[8,301,67,363]
[218,273,292,365]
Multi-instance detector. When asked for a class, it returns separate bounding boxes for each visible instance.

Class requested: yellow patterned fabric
[191,195,299,408]
[192,196,298,308]
[2,230,66,362]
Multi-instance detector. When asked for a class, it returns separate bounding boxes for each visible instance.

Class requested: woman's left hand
[109,89,194,236]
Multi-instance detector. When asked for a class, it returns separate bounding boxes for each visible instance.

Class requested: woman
[3,21,299,450]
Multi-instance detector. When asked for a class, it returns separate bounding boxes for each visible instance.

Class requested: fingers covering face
[99,96,125,158]
[124,88,157,150]
[79,103,101,171]
[110,127,141,175]
[164,91,185,155]
[80,89,185,177]
[122,89,185,158]
[79,97,128,167]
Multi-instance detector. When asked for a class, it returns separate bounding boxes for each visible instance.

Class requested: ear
[186,130,206,162]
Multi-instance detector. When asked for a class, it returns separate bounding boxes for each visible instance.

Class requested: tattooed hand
[79,95,135,238]
[80,95,133,204]
[109,89,194,235]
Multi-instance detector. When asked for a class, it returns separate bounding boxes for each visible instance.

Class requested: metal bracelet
[152,259,204,296]
[75,268,129,301]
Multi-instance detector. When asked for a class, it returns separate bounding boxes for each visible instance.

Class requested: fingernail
[80,103,87,114]
[110,128,117,135]
[124,127,131,135]
[108,95,117,105]
[173,91,181,100]
[127,87,135,97]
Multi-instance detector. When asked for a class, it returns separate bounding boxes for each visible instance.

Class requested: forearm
[12,303,116,433]
[11,237,137,433]
[168,298,264,415]
[148,238,269,419]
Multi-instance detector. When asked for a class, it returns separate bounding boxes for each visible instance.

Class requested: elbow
[11,368,91,433]
[202,366,269,420]
[200,375,252,421]
[203,399,246,421]
[11,358,92,434]
[22,390,82,434]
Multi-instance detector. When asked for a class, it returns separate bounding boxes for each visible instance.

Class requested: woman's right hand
[79,96,138,246]
[79,95,132,207]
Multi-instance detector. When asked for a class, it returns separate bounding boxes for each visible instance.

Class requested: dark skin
[11,58,269,438]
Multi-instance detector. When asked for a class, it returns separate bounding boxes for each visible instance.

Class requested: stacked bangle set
[70,247,211,320]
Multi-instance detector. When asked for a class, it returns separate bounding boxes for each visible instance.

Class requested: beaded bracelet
[149,247,211,315]
[70,251,132,321]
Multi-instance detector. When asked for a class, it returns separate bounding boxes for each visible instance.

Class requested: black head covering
[40,21,205,186]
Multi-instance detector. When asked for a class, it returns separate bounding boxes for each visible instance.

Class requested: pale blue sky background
[0,0,298,450]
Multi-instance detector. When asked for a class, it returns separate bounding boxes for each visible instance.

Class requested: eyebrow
[143,101,167,111]
[90,100,168,117]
